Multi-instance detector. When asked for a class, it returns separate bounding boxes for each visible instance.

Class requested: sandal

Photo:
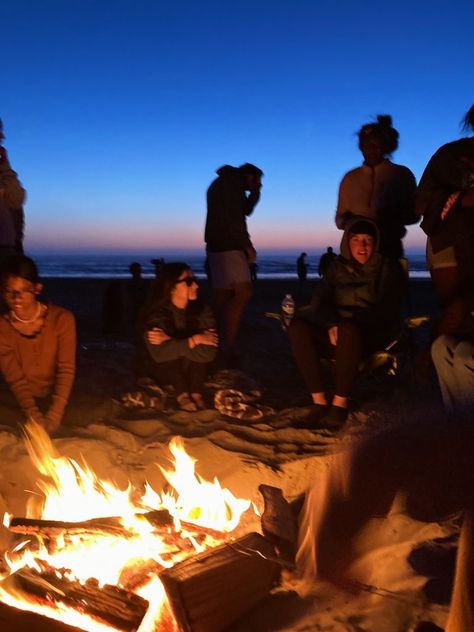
[177,392,198,412]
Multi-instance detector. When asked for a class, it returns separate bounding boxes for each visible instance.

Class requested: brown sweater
[0,303,76,424]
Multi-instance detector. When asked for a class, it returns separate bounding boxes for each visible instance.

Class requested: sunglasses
[176,276,198,287]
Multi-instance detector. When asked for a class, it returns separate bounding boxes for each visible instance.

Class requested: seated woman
[0,255,76,433]
[140,262,218,412]
[288,218,406,426]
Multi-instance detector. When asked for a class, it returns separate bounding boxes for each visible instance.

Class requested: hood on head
[340,216,380,261]
[216,165,241,177]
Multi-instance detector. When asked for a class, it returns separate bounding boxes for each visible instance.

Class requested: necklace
[11,302,42,324]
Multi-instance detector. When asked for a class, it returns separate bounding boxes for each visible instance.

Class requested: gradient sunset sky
[2,0,473,254]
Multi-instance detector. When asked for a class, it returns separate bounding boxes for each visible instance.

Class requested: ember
[0,422,277,632]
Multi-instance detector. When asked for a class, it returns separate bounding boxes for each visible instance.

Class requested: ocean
[31,252,430,279]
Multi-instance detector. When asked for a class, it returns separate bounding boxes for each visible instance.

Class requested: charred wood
[160,532,280,632]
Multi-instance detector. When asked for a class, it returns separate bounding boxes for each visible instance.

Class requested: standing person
[296,252,309,282]
[205,162,263,364]
[288,218,406,426]
[0,118,26,261]
[318,247,337,277]
[336,115,417,259]
[0,255,76,434]
[140,262,218,412]
[416,104,474,314]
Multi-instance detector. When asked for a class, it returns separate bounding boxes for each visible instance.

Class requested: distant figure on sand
[151,257,165,277]
[336,115,418,259]
[0,118,26,262]
[288,218,406,427]
[318,247,337,277]
[296,252,309,282]
[416,103,474,316]
[297,420,474,632]
[123,262,148,336]
[0,255,76,434]
[249,261,258,282]
[139,262,218,412]
[205,162,263,365]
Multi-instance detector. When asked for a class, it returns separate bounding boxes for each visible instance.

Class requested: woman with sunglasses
[0,255,76,433]
[139,262,218,411]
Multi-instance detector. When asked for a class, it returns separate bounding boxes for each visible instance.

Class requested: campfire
[0,423,290,632]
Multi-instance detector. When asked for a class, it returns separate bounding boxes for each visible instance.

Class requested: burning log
[259,484,297,567]
[8,509,174,538]
[5,566,148,632]
[160,532,281,632]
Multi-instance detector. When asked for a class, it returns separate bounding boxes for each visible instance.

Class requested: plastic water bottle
[281,294,295,329]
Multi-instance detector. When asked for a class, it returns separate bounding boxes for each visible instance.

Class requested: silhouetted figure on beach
[296,252,309,282]
[151,257,165,277]
[336,115,418,259]
[318,247,337,277]
[249,261,258,282]
[123,262,147,337]
[297,419,474,632]
[205,162,263,365]
[0,118,26,263]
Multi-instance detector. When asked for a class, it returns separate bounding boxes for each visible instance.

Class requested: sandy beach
[0,276,455,632]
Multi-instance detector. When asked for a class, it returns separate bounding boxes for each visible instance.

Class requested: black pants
[288,318,389,398]
[149,358,211,396]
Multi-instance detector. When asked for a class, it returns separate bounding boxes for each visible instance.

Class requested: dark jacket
[418,138,474,253]
[205,165,259,252]
[312,218,406,340]
[145,299,216,364]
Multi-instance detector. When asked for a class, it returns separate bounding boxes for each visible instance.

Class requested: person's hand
[147,328,171,345]
[44,416,61,435]
[328,326,338,346]
[193,329,218,347]
[246,245,257,264]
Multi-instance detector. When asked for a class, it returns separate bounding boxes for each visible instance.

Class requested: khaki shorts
[426,238,457,270]
[207,250,251,289]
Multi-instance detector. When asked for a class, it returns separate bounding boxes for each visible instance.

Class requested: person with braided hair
[336,115,418,259]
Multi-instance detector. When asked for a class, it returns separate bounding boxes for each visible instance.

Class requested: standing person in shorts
[205,162,263,365]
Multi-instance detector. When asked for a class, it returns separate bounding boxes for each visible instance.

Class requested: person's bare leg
[218,282,252,352]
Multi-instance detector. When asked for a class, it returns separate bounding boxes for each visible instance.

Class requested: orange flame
[0,421,253,631]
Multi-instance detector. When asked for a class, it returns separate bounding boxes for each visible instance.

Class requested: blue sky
[2,0,473,254]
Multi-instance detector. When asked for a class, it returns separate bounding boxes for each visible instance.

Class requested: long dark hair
[461,104,474,134]
[1,255,40,286]
[139,262,191,326]
[358,114,399,155]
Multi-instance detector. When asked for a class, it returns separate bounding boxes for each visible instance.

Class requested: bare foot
[191,393,206,410]
[177,392,198,412]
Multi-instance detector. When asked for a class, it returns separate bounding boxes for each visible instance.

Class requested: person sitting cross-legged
[288,217,406,427]
[139,262,218,412]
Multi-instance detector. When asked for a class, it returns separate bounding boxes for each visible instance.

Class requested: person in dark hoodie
[205,163,263,364]
[288,217,406,426]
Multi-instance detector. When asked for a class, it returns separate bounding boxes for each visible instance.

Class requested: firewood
[259,484,297,567]
[118,558,165,591]
[8,509,173,539]
[6,566,148,632]
[160,532,281,632]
